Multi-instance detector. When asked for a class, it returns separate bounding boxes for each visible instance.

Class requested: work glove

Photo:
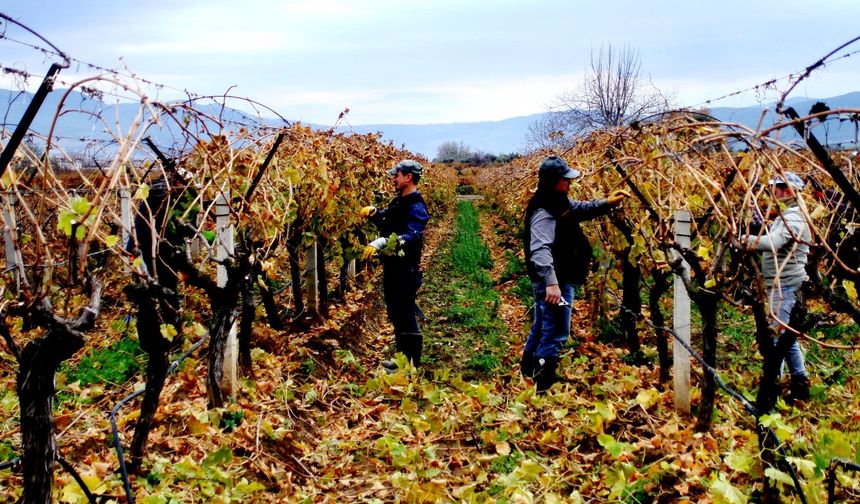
[362,237,387,260]
[359,206,377,218]
[607,189,631,206]
[810,205,828,221]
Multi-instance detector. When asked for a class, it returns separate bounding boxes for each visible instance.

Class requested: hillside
[2,89,860,158]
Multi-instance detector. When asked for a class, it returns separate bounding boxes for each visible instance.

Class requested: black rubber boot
[405,332,423,366]
[381,331,406,373]
[394,330,406,356]
[520,350,535,378]
[789,374,810,402]
[533,355,559,393]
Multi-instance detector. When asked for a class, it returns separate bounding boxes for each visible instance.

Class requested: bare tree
[528,44,671,150]
[525,111,577,151]
[435,140,473,163]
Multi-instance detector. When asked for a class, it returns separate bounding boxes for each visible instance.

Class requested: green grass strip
[422,200,509,376]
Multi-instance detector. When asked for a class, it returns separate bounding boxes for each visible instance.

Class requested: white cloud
[3,0,860,126]
[248,73,585,124]
[118,31,288,56]
[274,0,360,16]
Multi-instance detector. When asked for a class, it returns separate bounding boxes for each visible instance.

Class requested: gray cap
[388,159,423,177]
[768,171,805,190]
[539,156,580,180]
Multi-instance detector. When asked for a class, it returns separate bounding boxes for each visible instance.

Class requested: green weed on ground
[451,200,493,284]
[60,337,144,389]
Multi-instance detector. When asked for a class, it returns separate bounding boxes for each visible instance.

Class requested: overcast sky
[1,1,858,125]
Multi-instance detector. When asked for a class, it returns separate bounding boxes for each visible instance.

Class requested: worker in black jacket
[522,156,628,392]
[360,160,430,371]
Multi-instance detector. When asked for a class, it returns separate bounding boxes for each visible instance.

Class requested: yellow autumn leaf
[539,429,561,444]
[0,169,16,189]
[495,441,511,455]
[737,152,753,173]
[59,472,106,503]
[810,205,828,220]
[635,388,661,409]
[786,457,817,479]
[187,414,211,435]
[710,475,748,504]
[193,322,207,337]
[133,183,150,201]
[160,323,178,342]
[60,479,86,503]
[843,280,857,302]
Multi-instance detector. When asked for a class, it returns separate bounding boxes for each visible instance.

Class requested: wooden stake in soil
[673,210,692,414]
[304,241,319,316]
[120,188,133,272]
[1,193,19,290]
[216,191,238,396]
[119,188,132,248]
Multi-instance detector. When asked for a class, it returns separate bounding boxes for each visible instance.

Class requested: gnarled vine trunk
[17,284,101,503]
[694,292,719,432]
[125,282,172,473]
[18,329,84,504]
[648,270,671,383]
[612,217,643,360]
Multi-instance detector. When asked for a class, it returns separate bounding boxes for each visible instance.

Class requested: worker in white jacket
[744,171,812,401]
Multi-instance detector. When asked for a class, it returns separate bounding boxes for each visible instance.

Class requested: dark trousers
[382,265,421,364]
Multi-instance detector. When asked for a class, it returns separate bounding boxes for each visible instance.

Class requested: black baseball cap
[539,156,580,180]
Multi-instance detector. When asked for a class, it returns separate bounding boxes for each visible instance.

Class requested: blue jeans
[524,283,575,359]
[768,284,807,378]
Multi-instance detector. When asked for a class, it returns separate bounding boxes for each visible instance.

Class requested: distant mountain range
[345,93,860,156]
[334,115,542,157]
[2,88,859,159]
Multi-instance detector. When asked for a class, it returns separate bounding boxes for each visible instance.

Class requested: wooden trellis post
[215,192,234,286]
[673,210,692,414]
[304,241,319,316]
[119,188,132,248]
[215,192,238,396]
[190,210,202,257]
[119,188,133,273]
[1,193,19,290]
[347,259,357,285]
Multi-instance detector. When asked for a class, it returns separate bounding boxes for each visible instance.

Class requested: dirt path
[273,196,763,503]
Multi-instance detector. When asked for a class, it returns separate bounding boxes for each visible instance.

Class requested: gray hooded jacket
[749,204,812,288]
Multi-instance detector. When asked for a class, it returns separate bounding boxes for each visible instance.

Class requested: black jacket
[370,191,430,271]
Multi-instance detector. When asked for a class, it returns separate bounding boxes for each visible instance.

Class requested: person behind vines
[359,160,430,372]
[743,172,813,401]
[521,156,629,392]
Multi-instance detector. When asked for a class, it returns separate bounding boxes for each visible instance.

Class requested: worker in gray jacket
[744,172,813,400]
[521,156,629,392]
